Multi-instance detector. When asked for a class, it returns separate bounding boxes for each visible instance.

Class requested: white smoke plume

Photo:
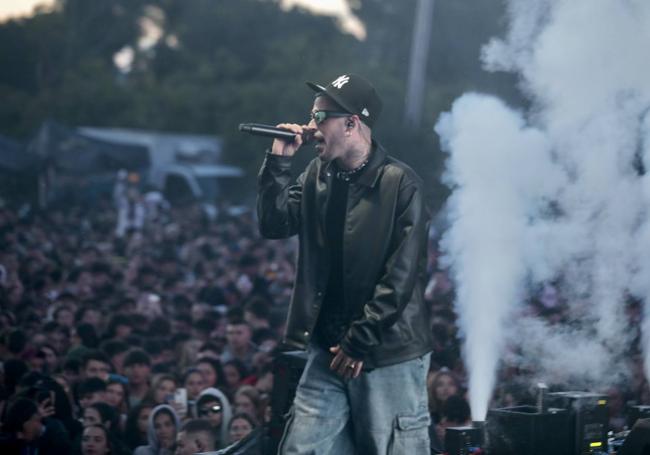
[435,0,650,421]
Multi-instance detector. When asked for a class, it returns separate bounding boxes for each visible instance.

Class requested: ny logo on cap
[331,75,350,89]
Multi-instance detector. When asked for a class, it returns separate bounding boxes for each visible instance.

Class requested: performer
[257,74,433,454]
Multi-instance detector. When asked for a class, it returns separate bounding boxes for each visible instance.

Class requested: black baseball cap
[306,74,383,128]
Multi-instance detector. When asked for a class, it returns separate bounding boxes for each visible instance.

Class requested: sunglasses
[310,110,350,125]
[198,405,222,416]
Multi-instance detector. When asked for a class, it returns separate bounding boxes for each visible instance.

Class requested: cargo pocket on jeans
[388,411,431,455]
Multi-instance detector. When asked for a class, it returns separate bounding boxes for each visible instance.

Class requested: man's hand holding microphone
[238,122,315,157]
[271,123,309,157]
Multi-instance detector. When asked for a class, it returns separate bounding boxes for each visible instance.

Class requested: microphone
[238,123,314,143]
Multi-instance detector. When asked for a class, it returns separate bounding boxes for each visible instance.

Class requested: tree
[0,0,521,206]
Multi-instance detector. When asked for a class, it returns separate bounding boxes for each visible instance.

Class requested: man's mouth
[314,137,325,152]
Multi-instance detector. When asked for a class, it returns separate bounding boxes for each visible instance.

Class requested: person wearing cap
[257,74,433,453]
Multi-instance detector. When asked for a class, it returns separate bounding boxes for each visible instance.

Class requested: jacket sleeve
[340,177,430,360]
[257,152,304,239]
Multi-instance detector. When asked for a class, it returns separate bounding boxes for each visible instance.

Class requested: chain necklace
[334,155,371,182]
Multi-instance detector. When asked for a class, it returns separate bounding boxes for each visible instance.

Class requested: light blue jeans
[278,345,431,455]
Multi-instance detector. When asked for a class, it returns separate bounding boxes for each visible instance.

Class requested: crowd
[0,174,647,454]
[0,177,295,454]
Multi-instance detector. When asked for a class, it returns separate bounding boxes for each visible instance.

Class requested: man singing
[257,74,433,454]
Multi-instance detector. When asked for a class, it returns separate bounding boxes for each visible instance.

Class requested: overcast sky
[1,0,363,37]
[0,0,50,19]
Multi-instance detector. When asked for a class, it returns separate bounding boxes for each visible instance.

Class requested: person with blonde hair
[233,385,262,424]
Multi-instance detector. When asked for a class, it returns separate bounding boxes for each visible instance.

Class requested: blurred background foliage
[0,0,523,208]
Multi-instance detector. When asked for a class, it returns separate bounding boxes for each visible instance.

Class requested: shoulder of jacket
[382,156,424,187]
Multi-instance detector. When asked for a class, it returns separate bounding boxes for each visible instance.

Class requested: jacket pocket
[388,411,431,454]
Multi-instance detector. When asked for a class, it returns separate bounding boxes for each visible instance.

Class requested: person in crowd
[101,340,130,376]
[0,397,71,454]
[147,374,178,405]
[252,328,279,355]
[195,357,225,390]
[18,371,82,440]
[80,404,129,455]
[77,377,107,411]
[428,368,462,423]
[243,297,271,330]
[253,365,274,423]
[54,305,76,330]
[257,73,433,452]
[1,329,27,360]
[191,318,215,344]
[77,305,104,333]
[181,368,205,411]
[0,397,44,453]
[195,387,232,449]
[44,324,71,358]
[105,379,129,415]
[227,412,256,445]
[221,319,258,367]
[2,358,29,397]
[233,385,261,424]
[144,336,175,374]
[134,404,180,455]
[51,373,79,429]
[124,402,153,451]
[82,403,123,440]
[222,359,249,396]
[123,349,152,408]
[174,419,216,455]
[81,350,112,381]
[36,344,59,374]
[116,185,146,238]
[196,341,221,362]
[62,357,83,390]
[83,403,116,428]
[80,424,112,455]
[105,314,133,341]
[72,323,101,351]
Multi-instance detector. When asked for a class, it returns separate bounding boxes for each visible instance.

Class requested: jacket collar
[357,140,386,187]
[319,140,386,187]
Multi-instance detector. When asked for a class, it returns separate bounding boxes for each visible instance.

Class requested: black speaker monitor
[487,405,572,455]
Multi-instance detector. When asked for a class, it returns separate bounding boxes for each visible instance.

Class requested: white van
[79,127,244,205]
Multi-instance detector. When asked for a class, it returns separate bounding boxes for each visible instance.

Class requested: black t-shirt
[314,172,352,349]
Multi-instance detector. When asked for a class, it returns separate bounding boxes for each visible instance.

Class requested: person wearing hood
[195,387,232,449]
[134,404,180,455]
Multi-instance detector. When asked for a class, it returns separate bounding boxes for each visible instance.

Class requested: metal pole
[404,0,435,128]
